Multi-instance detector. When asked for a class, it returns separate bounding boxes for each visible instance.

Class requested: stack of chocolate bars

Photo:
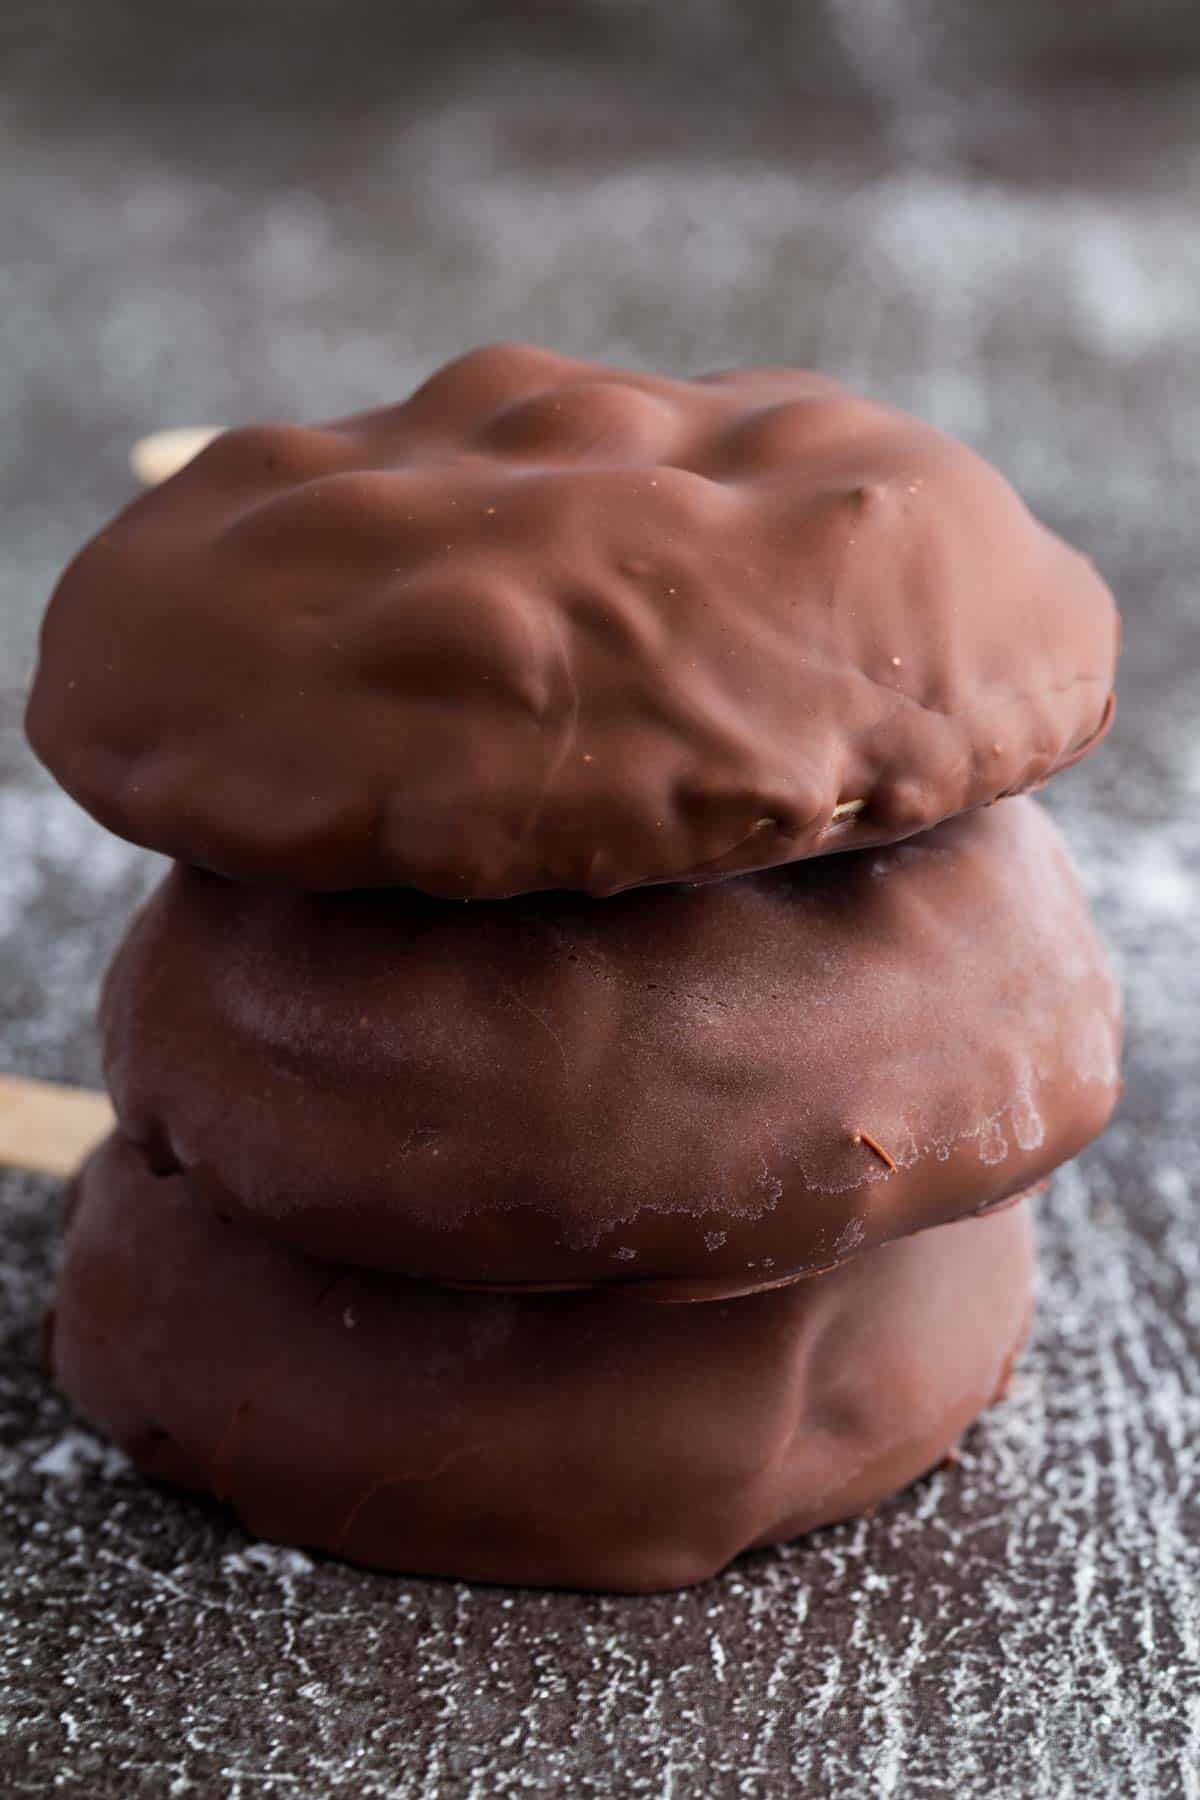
[28,346,1121,1592]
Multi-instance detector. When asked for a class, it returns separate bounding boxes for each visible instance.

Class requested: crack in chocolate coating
[26,344,1118,898]
[51,1135,1036,1593]
[102,797,1121,1297]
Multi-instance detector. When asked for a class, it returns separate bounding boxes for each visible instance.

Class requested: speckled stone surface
[2,5,1200,1794]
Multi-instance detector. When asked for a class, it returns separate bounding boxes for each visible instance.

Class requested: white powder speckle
[1010,1091,1046,1155]
[978,1118,1010,1167]
[32,1430,131,1483]
[835,1217,867,1257]
[222,1544,314,1578]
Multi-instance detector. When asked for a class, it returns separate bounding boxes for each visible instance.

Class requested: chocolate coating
[27,344,1117,898]
[51,1135,1036,1593]
[103,797,1120,1297]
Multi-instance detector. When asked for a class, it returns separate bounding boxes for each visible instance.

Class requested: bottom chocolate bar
[50,1133,1035,1594]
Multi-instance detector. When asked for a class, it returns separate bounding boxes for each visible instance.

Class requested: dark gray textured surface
[2,6,1199,1794]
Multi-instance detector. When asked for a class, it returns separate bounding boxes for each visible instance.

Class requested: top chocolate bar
[27,344,1118,896]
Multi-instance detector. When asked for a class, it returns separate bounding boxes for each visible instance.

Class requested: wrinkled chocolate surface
[27,344,1117,898]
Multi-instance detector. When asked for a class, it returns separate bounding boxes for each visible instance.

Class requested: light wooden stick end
[0,1075,114,1179]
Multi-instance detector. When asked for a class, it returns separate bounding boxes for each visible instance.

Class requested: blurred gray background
[2,4,1199,1796]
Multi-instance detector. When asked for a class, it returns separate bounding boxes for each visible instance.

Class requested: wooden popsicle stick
[130,425,222,488]
[0,1074,114,1178]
